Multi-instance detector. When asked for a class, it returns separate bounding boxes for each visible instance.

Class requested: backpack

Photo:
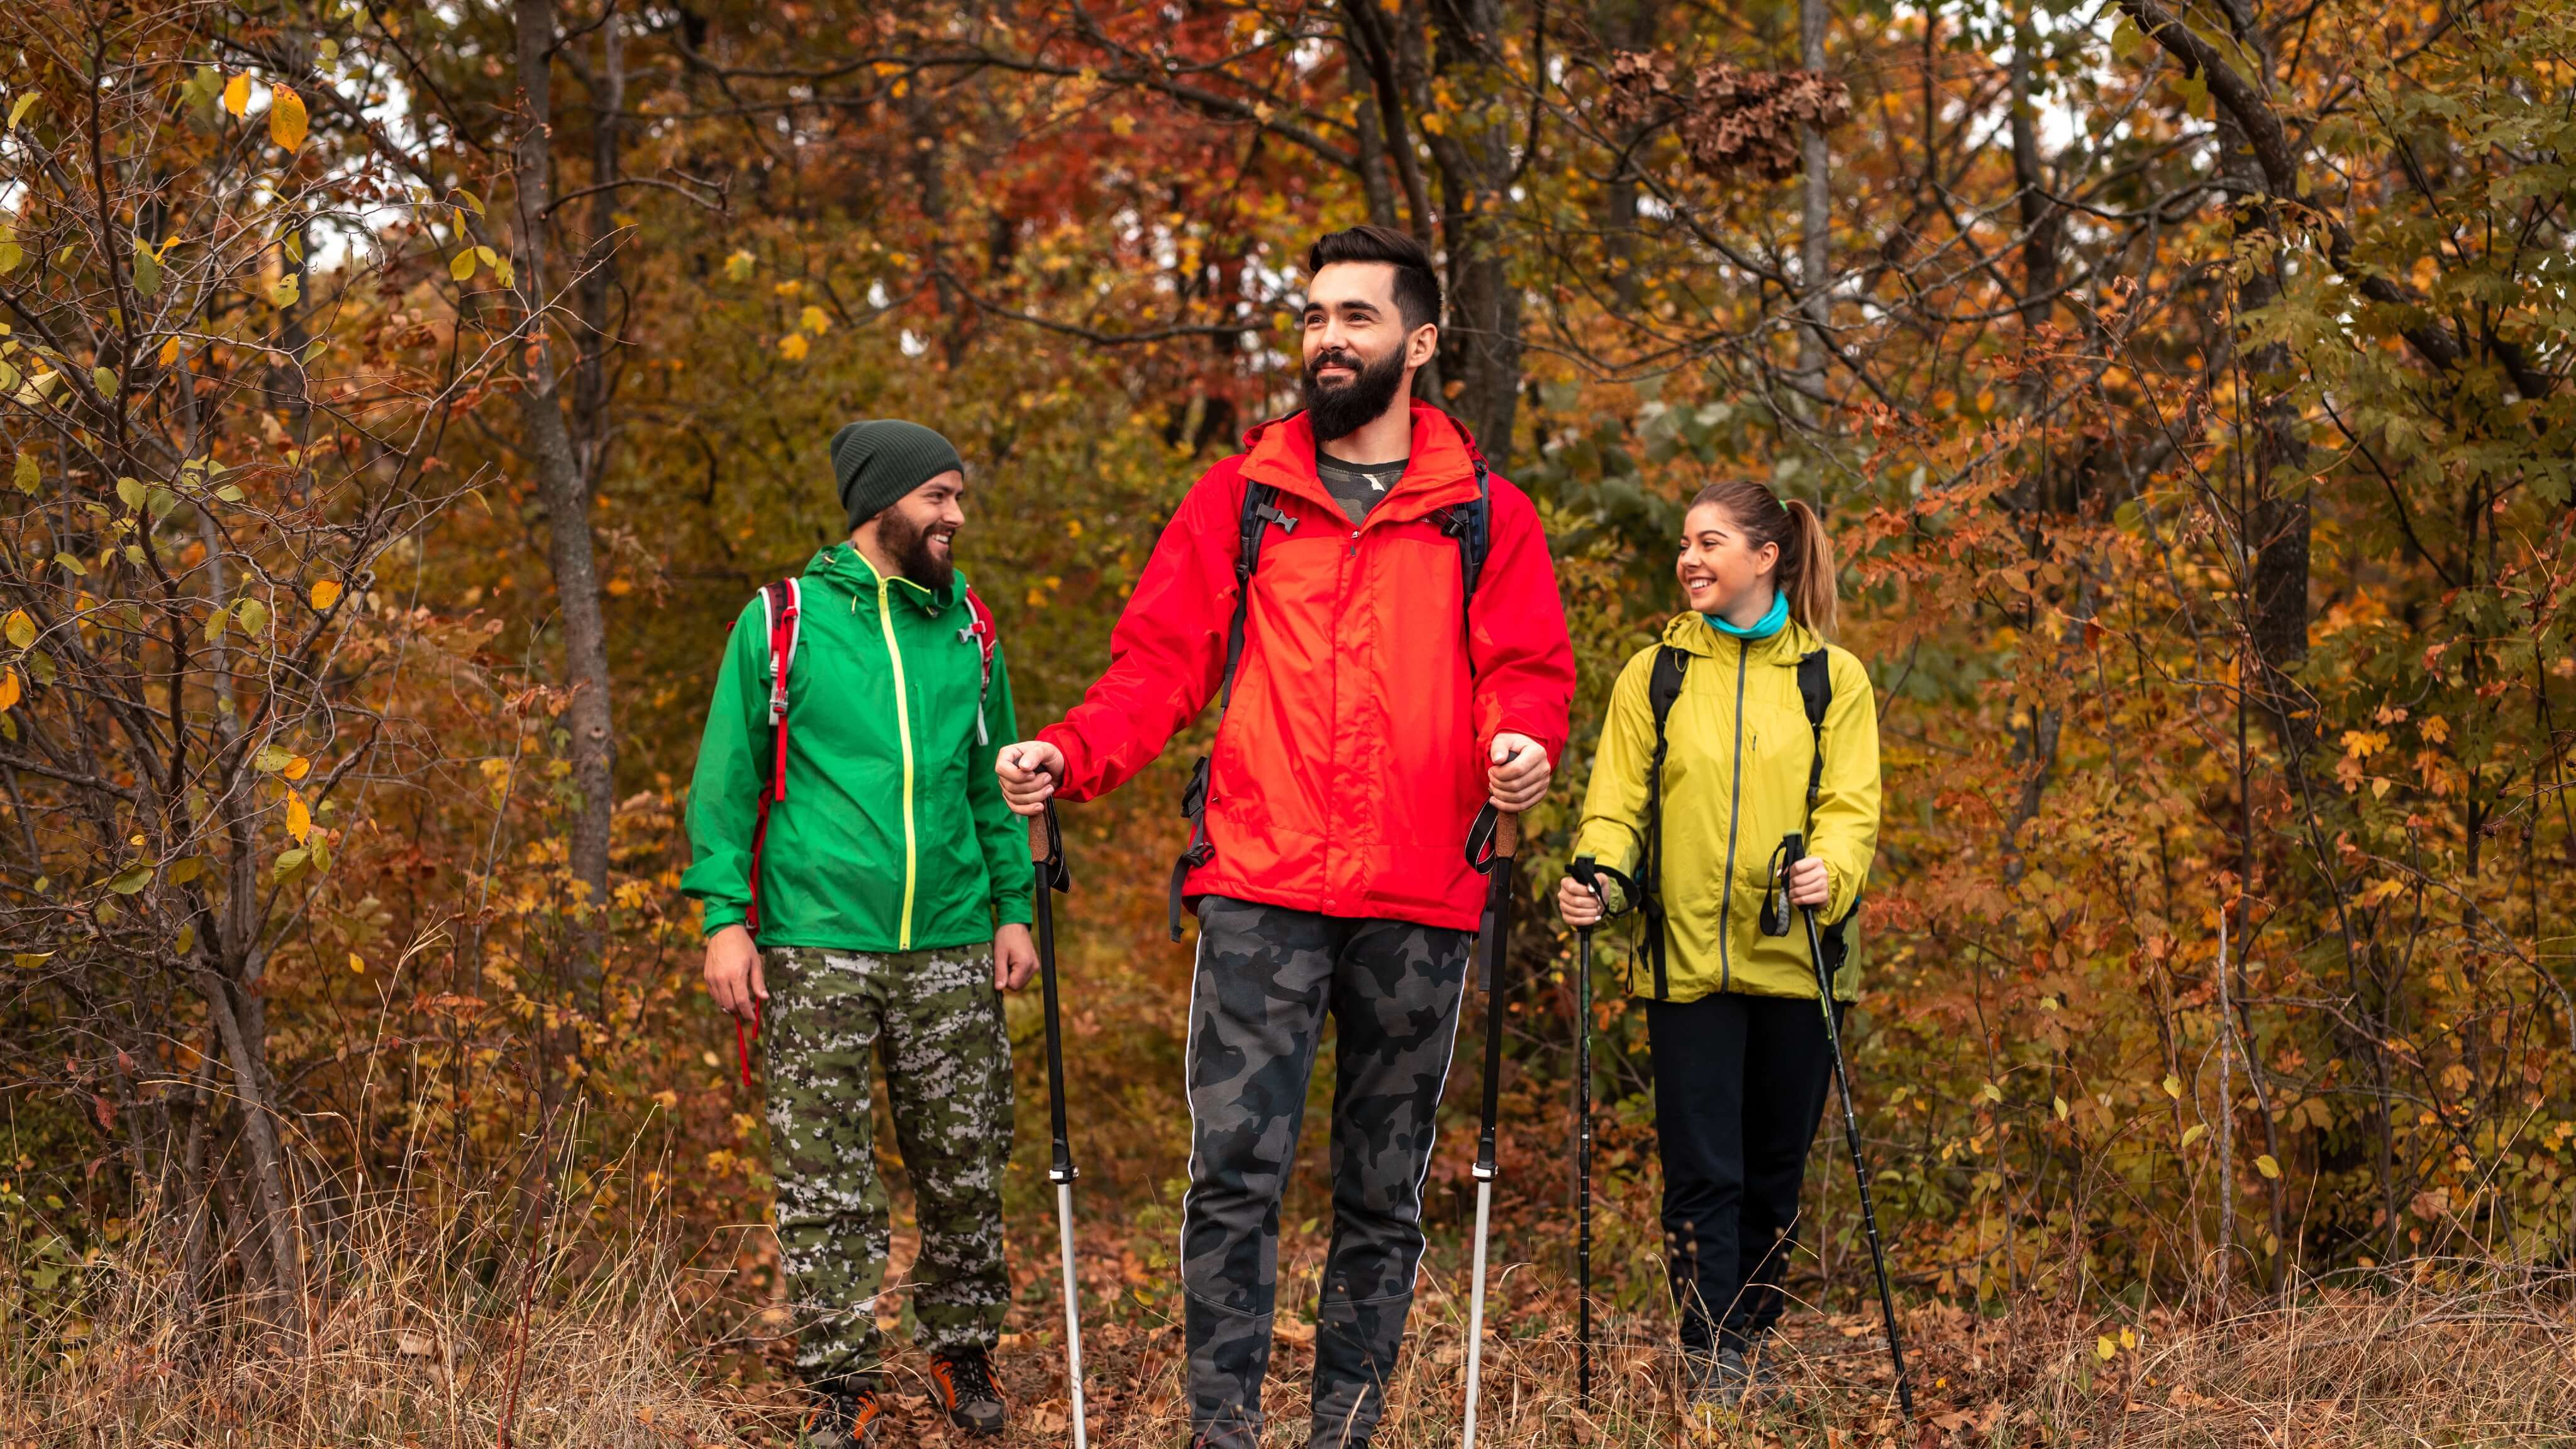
[1636,640,1852,997]
[1165,455,1492,940]
[743,575,1002,937]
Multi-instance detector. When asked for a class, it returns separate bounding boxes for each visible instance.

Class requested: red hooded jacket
[1038,402,1577,931]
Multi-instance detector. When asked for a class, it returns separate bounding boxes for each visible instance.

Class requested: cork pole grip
[1030,813,1053,864]
[1494,811,1520,857]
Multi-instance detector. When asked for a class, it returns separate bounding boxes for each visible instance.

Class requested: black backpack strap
[1638,644,1690,999]
[1797,648,1832,806]
[1793,645,1857,976]
[1172,479,1297,940]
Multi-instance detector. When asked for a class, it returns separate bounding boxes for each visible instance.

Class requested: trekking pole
[1567,858,1602,1410]
[1462,806,1519,1449]
[1783,831,1913,1420]
[1031,802,1089,1449]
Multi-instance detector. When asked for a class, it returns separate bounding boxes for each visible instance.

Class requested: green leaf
[272,847,310,882]
[108,865,152,894]
[233,597,270,638]
[92,366,118,396]
[131,238,162,299]
[164,855,206,886]
[115,475,147,510]
[255,743,294,772]
[52,553,84,577]
[0,241,20,275]
[214,484,245,503]
[15,452,41,494]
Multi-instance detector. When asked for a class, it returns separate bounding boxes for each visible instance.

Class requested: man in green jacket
[683,419,1036,1447]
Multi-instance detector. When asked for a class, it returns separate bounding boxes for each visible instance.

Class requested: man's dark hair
[1306,225,1442,335]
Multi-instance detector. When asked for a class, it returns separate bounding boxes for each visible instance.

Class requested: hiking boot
[928,1347,1007,1436]
[799,1378,885,1448]
[1681,1345,1753,1410]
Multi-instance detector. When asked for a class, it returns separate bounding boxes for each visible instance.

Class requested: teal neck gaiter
[1707,591,1789,640]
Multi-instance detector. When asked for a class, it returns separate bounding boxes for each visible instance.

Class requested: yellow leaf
[310,579,342,610]
[0,667,18,712]
[158,335,181,367]
[282,754,312,781]
[12,453,35,494]
[450,250,479,282]
[777,333,810,361]
[2162,1074,2183,1099]
[286,790,311,843]
[3,609,33,649]
[2120,1327,2138,1349]
[2053,1096,2070,1121]
[223,74,251,117]
[2182,1123,2207,1148]
[2096,1336,2116,1361]
[2255,1154,2281,1179]
[348,952,366,975]
[799,304,831,335]
[269,86,308,150]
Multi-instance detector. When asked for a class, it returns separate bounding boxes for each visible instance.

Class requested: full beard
[879,508,956,592]
[1301,342,1409,442]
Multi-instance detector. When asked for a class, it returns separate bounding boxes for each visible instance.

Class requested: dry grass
[10,1193,2573,1448]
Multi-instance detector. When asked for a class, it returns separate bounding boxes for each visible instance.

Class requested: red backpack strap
[745,578,801,935]
[961,586,999,745]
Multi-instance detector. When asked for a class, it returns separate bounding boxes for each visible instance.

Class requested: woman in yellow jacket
[1557,477,1880,1405]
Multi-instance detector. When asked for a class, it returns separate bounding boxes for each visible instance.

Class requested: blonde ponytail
[1686,480,1842,638]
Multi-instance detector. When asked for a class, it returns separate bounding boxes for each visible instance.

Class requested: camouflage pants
[761,945,1013,1385]
[1182,897,1473,1449]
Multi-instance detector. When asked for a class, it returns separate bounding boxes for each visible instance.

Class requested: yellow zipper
[872,569,919,949]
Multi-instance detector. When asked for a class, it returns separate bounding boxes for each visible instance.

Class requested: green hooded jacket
[682,543,1031,951]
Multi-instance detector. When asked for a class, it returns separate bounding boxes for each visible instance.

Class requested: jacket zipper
[1717,636,1750,991]
[872,572,919,950]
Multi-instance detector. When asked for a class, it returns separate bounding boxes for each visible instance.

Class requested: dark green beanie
[829,419,964,529]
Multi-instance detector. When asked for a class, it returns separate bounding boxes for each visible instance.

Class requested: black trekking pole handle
[1785,833,1913,1420]
[1031,801,1076,1185]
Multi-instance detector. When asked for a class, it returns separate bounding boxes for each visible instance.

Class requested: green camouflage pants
[762,945,1014,1384]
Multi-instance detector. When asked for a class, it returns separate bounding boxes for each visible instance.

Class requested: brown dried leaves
[1602,51,1851,181]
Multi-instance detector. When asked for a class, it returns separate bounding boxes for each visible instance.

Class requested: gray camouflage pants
[1183,896,1474,1449]
[760,945,1014,1386]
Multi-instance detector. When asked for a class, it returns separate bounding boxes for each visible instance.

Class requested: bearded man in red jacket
[997,225,1576,1449]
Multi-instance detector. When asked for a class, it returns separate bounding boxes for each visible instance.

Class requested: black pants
[1645,991,1839,1354]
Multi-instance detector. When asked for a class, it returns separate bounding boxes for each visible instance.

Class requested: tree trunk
[1794,0,1831,413]
[1422,0,1524,467]
[514,0,616,974]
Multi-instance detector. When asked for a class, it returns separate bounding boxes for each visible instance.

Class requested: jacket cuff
[699,900,748,941]
[992,891,1034,929]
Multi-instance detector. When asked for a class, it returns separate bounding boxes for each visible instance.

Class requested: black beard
[1301,343,1409,442]
[879,508,956,592]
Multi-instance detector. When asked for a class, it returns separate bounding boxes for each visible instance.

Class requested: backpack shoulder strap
[1648,643,1690,733]
[961,586,1000,745]
[1221,480,1294,711]
[1796,647,1833,805]
[747,577,801,936]
[1636,642,1690,999]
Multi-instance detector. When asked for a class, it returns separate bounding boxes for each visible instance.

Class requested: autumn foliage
[6,0,2575,1443]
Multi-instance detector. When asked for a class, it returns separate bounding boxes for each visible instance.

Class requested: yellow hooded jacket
[1570,612,1880,1002]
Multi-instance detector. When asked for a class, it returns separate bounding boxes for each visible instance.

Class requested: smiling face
[860,469,967,591]
[1300,260,1438,441]
[1678,499,1781,619]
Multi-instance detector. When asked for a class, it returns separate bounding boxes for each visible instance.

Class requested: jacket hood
[1236,400,1486,524]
